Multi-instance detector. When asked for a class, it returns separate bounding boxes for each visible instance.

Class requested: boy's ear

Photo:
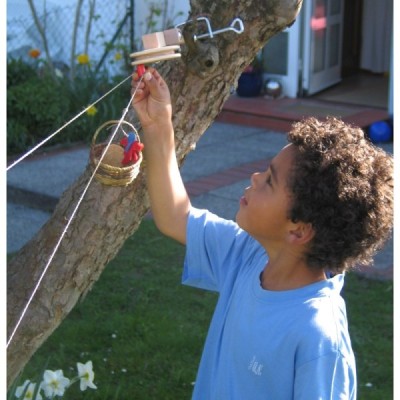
[287,222,315,245]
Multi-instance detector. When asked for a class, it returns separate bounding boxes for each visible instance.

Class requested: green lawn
[343,269,393,399]
[9,219,393,399]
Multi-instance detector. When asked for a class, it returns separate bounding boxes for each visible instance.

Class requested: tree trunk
[7,0,302,387]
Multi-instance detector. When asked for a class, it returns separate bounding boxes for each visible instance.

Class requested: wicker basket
[89,120,143,186]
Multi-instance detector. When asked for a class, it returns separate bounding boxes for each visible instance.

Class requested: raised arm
[132,68,190,244]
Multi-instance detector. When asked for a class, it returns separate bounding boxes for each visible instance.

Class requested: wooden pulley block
[130,28,183,68]
[130,45,181,66]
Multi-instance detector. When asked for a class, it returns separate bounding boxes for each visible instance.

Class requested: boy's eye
[266,175,272,186]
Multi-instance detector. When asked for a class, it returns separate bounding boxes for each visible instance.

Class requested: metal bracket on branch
[178,17,244,78]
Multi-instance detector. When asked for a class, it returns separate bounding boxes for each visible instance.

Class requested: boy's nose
[251,172,261,186]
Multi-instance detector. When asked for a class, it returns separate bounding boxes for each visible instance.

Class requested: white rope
[7,75,144,348]
[7,74,132,171]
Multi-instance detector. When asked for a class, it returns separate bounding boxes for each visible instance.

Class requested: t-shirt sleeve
[294,352,357,400]
[182,207,255,292]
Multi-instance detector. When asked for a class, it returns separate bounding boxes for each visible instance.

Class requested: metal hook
[195,18,244,40]
[176,17,244,42]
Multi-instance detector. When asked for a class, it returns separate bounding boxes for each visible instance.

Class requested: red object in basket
[120,134,144,165]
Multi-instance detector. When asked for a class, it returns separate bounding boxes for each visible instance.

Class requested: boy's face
[236,144,296,247]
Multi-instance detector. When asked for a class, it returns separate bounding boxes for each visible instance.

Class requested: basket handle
[92,120,140,146]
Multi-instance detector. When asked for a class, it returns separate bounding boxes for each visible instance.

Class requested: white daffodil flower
[41,369,70,398]
[77,360,97,391]
[15,380,43,400]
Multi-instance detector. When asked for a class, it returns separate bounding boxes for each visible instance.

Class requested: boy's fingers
[143,71,153,82]
[131,68,168,101]
[142,71,163,97]
[132,71,140,81]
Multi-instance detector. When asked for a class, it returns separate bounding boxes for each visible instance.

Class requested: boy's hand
[131,67,172,130]
[131,67,189,244]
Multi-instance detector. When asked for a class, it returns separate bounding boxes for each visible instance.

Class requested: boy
[131,68,393,399]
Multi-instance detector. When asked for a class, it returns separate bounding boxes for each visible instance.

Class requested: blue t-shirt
[183,208,357,400]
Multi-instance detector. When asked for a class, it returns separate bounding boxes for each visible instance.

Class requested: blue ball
[368,121,392,143]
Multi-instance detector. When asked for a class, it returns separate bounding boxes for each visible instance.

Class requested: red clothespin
[137,64,146,78]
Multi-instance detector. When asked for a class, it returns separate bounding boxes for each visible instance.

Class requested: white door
[302,0,344,95]
[261,17,301,98]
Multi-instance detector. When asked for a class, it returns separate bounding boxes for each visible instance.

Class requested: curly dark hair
[286,116,393,273]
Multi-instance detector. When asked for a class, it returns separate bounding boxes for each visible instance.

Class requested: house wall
[360,0,392,74]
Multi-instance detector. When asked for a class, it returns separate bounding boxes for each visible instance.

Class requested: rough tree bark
[7,0,303,387]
